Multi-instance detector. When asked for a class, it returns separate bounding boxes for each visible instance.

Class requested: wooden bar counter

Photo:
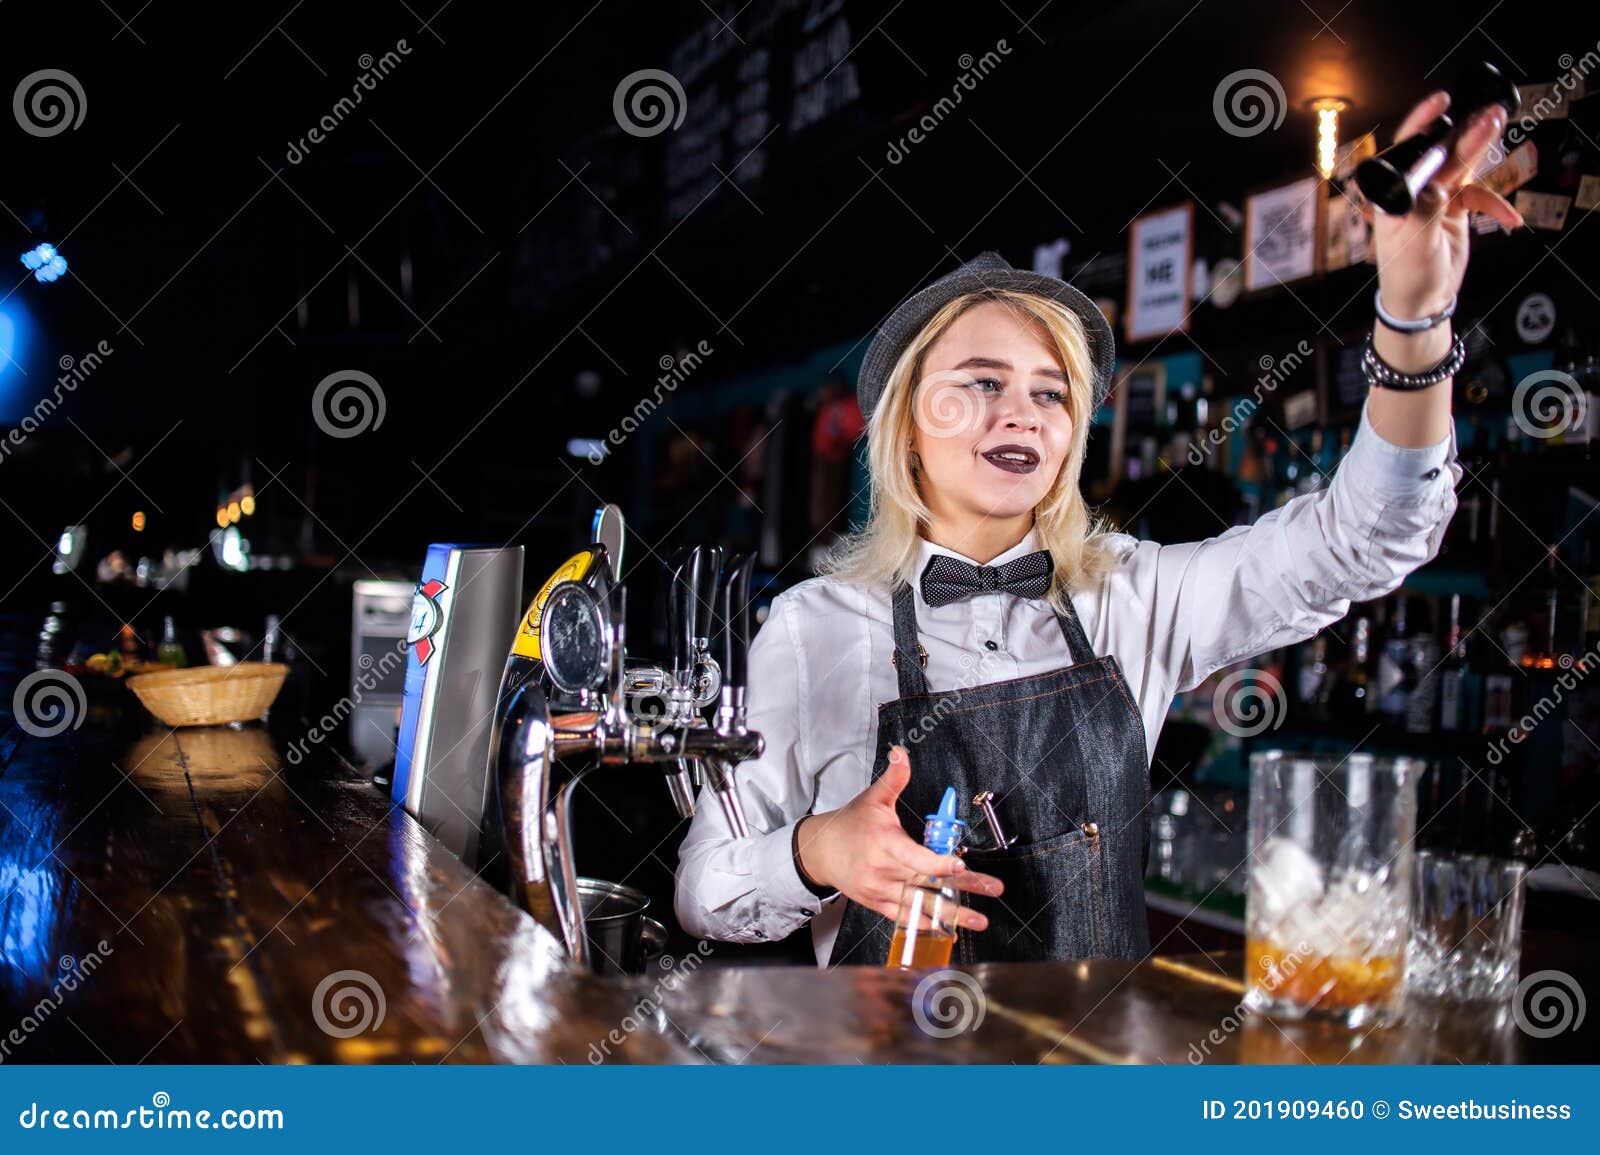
[2,715,1594,1065]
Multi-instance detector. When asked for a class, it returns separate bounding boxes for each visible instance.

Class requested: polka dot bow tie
[919,550,1054,607]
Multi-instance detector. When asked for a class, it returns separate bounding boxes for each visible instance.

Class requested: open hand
[796,744,1002,930]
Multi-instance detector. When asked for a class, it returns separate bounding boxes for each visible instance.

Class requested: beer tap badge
[407,579,449,664]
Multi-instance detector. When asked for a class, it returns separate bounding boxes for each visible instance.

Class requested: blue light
[1,300,38,419]
[20,242,67,284]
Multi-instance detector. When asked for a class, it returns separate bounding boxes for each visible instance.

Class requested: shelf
[1144,887,1246,936]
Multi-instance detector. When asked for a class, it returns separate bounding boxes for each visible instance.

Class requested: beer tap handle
[719,552,756,693]
[666,546,692,680]
[687,545,723,653]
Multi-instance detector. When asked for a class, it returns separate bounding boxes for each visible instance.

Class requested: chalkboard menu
[513,0,866,310]
[663,0,863,222]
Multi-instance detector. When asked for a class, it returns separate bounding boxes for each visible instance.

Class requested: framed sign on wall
[1245,177,1322,292]
[1125,202,1194,341]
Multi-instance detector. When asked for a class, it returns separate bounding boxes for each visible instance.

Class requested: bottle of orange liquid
[886,786,966,968]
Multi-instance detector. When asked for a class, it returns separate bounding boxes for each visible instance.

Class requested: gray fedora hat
[857,250,1117,422]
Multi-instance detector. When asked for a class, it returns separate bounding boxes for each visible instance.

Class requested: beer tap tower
[492,507,761,966]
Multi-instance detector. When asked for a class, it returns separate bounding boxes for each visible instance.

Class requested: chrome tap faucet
[492,518,762,967]
[705,551,757,838]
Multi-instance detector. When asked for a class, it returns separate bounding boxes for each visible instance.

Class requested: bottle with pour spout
[887,787,967,968]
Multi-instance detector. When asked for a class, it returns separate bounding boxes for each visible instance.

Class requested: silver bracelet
[1361,331,1466,391]
[1374,288,1457,332]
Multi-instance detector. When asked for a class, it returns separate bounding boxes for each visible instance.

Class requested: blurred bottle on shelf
[1405,595,1441,735]
[263,614,282,664]
[1296,633,1333,723]
[1297,429,1329,498]
[1438,593,1483,735]
[1375,595,1412,723]
[1522,544,1581,671]
[157,616,187,668]
[1443,423,1494,564]
[1330,614,1375,725]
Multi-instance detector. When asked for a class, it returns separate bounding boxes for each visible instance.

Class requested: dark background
[3,0,1592,569]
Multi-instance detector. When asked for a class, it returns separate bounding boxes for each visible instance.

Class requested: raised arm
[1144,400,1460,695]
[1366,89,1520,448]
[1139,88,1524,693]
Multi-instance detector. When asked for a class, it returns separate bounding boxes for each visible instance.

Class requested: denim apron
[828,581,1152,966]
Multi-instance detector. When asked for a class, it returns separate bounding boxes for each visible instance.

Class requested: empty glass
[1244,750,1422,1027]
[1406,851,1526,1002]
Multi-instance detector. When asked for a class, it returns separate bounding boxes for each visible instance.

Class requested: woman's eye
[1034,389,1066,405]
[970,377,1002,393]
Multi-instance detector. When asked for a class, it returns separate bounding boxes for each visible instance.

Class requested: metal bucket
[577,878,667,976]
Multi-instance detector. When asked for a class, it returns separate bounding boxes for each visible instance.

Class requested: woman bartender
[677,92,1523,967]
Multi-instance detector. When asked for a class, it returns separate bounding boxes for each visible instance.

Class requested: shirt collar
[916,526,1042,572]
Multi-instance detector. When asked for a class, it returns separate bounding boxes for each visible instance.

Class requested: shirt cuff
[1347,395,1459,497]
[753,816,831,921]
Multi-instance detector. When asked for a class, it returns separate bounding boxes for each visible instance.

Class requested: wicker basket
[127,663,289,727]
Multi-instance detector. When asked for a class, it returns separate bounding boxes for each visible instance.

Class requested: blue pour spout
[922,786,966,856]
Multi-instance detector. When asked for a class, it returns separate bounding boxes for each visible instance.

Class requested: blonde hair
[820,289,1123,612]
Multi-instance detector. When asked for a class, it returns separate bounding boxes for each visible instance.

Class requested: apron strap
[890,574,1098,697]
[891,581,931,697]
[1052,583,1095,662]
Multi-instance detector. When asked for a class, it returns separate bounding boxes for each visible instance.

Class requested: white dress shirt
[676,398,1461,964]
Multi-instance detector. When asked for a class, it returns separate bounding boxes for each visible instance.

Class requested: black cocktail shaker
[1355,60,1520,216]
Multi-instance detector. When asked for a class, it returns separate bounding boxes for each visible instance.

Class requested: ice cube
[1251,837,1324,921]
[1315,867,1405,953]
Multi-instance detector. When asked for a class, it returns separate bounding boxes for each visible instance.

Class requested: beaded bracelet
[1361,330,1466,391]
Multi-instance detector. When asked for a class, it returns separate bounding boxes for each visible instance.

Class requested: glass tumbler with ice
[1244,751,1421,1027]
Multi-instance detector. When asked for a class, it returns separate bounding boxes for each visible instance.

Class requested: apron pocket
[960,824,1105,962]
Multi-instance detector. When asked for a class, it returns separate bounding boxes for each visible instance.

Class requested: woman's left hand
[1370,91,1523,319]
